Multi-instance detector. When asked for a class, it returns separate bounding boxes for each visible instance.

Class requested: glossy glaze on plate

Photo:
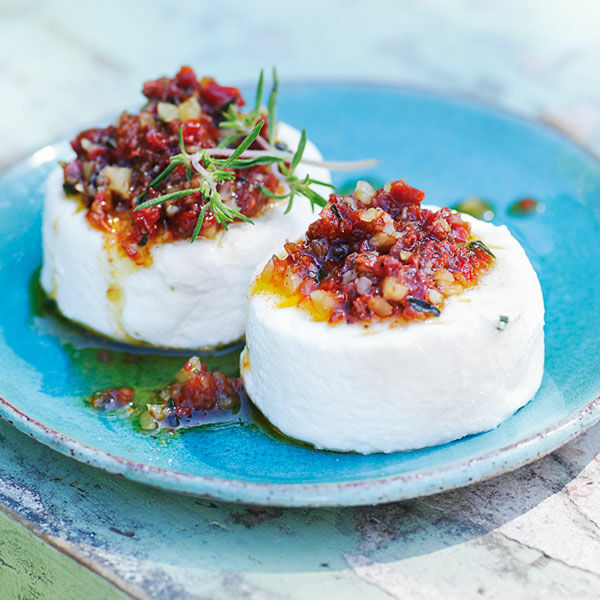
[1,84,599,506]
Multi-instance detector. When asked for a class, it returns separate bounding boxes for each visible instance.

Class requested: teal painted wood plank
[0,419,599,599]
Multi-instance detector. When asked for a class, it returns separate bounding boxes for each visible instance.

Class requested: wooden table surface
[1,1,600,598]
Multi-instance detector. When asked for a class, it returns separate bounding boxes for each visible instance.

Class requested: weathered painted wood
[0,419,599,599]
[0,509,128,600]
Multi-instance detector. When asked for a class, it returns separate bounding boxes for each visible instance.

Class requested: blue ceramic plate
[1,84,599,507]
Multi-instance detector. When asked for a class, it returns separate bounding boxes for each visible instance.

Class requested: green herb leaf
[283,191,296,215]
[469,240,495,258]
[305,178,336,189]
[191,204,209,243]
[267,67,279,145]
[178,126,187,156]
[217,133,243,148]
[213,171,236,181]
[330,204,342,220]
[136,162,179,205]
[407,297,441,316]
[177,127,193,179]
[135,187,201,210]
[496,314,509,331]
[63,183,77,195]
[254,69,264,114]
[295,182,328,209]
[219,120,264,168]
[258,185,290,200]
[290,128,306,174]
[225,156,284,169]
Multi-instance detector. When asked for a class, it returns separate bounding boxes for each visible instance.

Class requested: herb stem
[198,148,379,171]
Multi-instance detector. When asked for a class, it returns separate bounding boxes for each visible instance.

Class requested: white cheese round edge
[242,214,545,453]
[41,122,331,349]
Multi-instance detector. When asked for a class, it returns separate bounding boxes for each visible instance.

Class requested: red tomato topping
[254,181,494,324]
[200,77,244,108]
[166,357,242,418]
[86,190,112,231]
[62,67,277,264]
[132,206,161,237]
[174,65,198,90]
[181,117,216,144]
[145,128,168,150]
[142,66,199,103]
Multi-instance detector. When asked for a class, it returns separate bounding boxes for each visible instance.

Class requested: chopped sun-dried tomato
[253,181,494,324]
[62,66,278,265]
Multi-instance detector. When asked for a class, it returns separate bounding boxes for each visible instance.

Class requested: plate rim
[1,394,599,506]
[2,82,600,506]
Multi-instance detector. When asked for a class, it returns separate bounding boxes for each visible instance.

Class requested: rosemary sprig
[258,129,334,213]
[134,69,375,243]
[135,124,262,242]
[136,128,191,205]
[218,120,264,168]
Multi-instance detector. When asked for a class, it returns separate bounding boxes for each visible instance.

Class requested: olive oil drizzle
[31,269,255,440]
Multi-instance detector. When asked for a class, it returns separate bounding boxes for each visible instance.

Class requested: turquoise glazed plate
[1,84,599,507]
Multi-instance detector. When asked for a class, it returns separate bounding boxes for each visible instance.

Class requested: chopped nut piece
[310,290,337,320]
[434,269,461,295]
[428,289,443,305]
[176,356,202,383]
[362,207,384,222]
[342,269,357,284]
[282,271,302,295]
[80,138,101,152]
[157,102,180,122]
[103,166,132,197]
[178,96,201,121]
[82,161,94,181]
[139,411,158,431]
[355,276,372,295]
[434,268,454,285]
[382,277,409,302]
[370,232,396,252]
[368,296,393,317]
[261,257,276,281]
[148,403,166,421]
[354,180,375,204]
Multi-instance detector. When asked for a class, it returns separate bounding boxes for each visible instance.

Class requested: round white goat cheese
[41,122,331,349]
[242,215,545,453]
